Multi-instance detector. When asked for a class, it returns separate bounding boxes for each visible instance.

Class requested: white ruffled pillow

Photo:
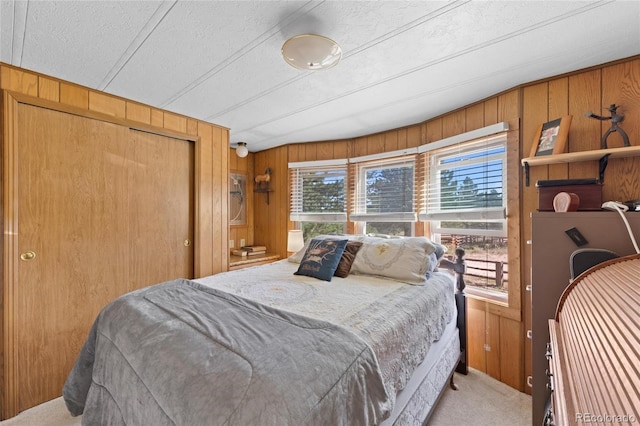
[350,236,438,285]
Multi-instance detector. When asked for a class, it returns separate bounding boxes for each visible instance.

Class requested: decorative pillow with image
[288,234,364,264]
[334,241,363,278]
[350,236,438,285]
[294,239,349,281]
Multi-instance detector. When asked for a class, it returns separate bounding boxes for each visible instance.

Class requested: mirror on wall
[230,173,247,225]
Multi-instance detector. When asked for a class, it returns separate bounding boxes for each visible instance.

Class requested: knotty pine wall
[252,55,640,393]
[229,150,255,250]
[0,63,230,278]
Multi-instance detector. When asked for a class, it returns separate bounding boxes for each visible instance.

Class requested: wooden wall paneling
[38,77,59,102]
[568,70,601,179]
[0,66,37,96]
[333,140,348,159]
[521,83,550,214]
[315,141,333,160]
[275,146,289,257]
[484,97,499,125]
[467,300,487,372]
[500,316,524,390]
[195,123,214,277]
[229,149,254,251]
[150,108,164,128]
[253,151,269,247]
[163,112,188,134]
[352,136,368,158]
[88,91,125,118]
[521,82,549,395]
[287,144,303,163]
[212,125,228,273]
[498,90,520,130]
[602,59,640,201]
[304,142,317,161]
[442,110,466,138]
[246,153,256,246]
[424,118,443,144]
[547,78,569,179]
[252,146,289,258]
[187,118,198,137]
[466,103,485,130]
[406,125,421,147]
[126,102,151,125]
[384,130,399,152]
[367,133,385,155]
[397,127,408,149]
[486,311,501,380]
[59,82,88,109]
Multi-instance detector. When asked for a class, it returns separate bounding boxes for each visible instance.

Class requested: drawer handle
[545,342,552,360]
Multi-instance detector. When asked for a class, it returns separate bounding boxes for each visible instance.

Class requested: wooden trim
[5,91,197,142]
[2,90,20,418]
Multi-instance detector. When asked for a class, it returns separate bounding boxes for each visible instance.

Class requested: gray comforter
[63,280,391,425]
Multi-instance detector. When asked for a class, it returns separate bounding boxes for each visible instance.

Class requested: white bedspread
[194,260,456,403]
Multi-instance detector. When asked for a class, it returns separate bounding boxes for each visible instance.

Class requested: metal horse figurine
[585,104,630,149]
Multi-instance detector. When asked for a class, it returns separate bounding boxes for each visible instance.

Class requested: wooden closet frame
[0,90,206,419]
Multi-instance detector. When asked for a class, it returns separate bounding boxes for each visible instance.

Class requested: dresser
[530,212,640,425]
[546,254,640,425]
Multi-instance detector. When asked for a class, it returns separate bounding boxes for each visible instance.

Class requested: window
[421,133,508,296]
[350,151,417,236]
[289,160,347,240]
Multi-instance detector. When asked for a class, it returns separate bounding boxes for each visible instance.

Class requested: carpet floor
[0,368,531,426]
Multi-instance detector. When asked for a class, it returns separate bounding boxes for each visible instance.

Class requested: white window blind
[420,135,507,236]
[289,161,347,222]
[350,155,417,222]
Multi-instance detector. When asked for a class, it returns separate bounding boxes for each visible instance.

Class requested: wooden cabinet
[530,212,640,425]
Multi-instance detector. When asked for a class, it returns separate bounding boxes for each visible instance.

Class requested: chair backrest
[569,248,619,280]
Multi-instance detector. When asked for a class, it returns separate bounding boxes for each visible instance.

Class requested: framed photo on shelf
[530,115,572,157]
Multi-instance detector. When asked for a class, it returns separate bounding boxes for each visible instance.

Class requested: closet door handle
[20,251,36,261]
[183,239,191,247]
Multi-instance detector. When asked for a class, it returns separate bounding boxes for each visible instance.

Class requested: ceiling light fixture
[235,142,248,158]
[281,34,342,71]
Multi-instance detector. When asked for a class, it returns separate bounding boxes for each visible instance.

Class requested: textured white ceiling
[2,1,639,152]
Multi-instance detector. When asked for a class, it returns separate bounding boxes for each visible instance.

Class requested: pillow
[334,241,363,278]
[425,252,439,279]
[294,239,348,281]
[350,236,438,285]
[428,243,448,276]
[288,234,364,264]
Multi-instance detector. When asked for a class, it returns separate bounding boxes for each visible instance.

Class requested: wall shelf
[254,188,273,204]
[521,145,640,186]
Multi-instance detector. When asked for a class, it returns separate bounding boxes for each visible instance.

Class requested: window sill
[465,286,508,306]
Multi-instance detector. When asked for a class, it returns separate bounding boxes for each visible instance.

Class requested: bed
[63,235,467,425]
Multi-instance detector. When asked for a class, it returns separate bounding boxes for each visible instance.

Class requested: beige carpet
[0,368,530,426]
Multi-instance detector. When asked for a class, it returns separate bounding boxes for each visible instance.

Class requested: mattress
[194,259,456,405]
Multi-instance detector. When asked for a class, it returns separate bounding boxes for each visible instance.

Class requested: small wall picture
[530,115,572,157]
[229,173,247,225]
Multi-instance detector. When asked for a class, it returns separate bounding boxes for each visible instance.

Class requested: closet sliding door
[128,129,194,288]
[3,95,194,417]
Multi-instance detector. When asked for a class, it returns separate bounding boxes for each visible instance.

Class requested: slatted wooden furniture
[546,254,640,425]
